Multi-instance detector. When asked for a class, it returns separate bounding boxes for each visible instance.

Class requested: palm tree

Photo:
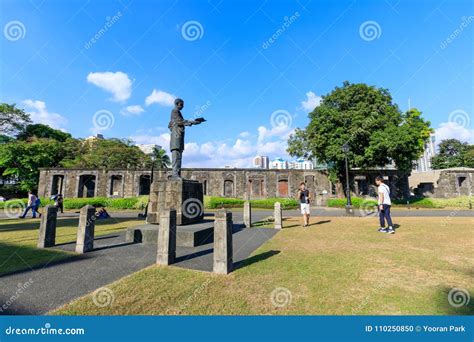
[151,147,171,169]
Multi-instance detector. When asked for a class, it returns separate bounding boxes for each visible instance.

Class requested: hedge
[1,195,471,211]
[0,196,149,210]
[328,196,473,209]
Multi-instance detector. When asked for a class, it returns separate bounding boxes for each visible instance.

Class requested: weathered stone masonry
[38,168,410,200]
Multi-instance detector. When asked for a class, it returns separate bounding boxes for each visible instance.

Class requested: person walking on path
[296,182,312,227]
[20,191,40,219]
[375,176,394,234]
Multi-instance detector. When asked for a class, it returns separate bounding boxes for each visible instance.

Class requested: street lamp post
[342,142,354,216]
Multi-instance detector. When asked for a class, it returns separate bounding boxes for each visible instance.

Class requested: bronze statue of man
[168,98,205,179]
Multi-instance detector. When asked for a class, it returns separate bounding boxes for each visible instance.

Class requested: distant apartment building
[413,134,436,173]
[269,157,314,170]
[253,155,269,169]
[289,158,314,170]
[270,157,289,169]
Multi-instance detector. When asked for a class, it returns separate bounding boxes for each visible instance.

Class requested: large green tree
[64,138,150,169]
[0,103,31,135]
[16,123,72,142]
[0,138,77,191]
[287,81,432,190]
[431,139,474,169]
[150,146,171,169]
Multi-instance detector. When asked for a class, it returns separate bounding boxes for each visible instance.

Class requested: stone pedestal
[147,178,204,226]
[156,209,177,265]
[76,205,96,254]
[38,205,58,248]
[213,209,233,274]
[274,202,282,229]
[243,201,252,228]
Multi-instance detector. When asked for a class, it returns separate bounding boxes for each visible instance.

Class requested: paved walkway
[0,224,277,315]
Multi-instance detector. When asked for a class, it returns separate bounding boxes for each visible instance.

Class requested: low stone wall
[409,168,474,198]
[37,167,411,200]
[38,168,332,200]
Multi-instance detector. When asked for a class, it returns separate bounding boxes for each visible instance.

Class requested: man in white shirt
[375,176,394,234]
[20,191,40,219]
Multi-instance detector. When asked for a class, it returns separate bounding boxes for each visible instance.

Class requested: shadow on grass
[234,250,280,270]
[436,286,474,315]
[0,241,88,277]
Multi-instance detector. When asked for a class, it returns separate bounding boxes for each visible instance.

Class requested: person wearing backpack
[375,176,394,234]
[20,191,41,219]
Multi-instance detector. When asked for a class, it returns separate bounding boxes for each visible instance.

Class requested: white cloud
[435,122,474,145]
[301,91,321,111]
[145,89,176,107]
[87,71,132,102]
[22,99,68,131]
[120,105,144,116]
[129,133,171,148]
[129,118,293,168]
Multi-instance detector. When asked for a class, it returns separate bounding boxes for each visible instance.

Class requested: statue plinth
[147,178,204,225]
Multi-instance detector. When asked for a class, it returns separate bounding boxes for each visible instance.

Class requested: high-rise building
[413,134,436,172]
[253,155,269,169]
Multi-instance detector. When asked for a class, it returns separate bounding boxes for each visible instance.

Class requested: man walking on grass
[296,182,311,227]
[375,176,394,234]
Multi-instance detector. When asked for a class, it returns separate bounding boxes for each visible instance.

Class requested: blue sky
[1,0,472,167]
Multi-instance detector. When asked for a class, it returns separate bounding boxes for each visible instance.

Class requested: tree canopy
[0,103,31,135]
[16,123,72,142]
[287,81,432,183]
[431,139,474,169]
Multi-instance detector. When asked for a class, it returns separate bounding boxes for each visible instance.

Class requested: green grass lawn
[0,216,144,276]
[51,216,473,315]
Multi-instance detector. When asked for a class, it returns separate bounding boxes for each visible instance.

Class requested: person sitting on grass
[375,176,394,234]
[296,182,311,227]
[96,207,110,219]
[20,191,41,219]
[53,194,64,214]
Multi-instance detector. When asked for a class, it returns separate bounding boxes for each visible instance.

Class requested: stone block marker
[37,205,58,248]
[213,209,233,274]
[243,201,252,228]
[156,209,177,266]
[75,205,96,254]
[274,202,282,229]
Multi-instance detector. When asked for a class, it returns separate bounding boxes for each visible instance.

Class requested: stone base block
[147,178,204,225]
[126,224,214,247]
